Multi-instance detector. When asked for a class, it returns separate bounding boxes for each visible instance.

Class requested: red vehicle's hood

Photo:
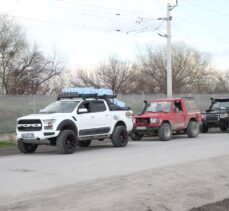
[134,112,169,119]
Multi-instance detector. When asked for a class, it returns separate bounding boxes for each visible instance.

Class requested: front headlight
[43,119,56,125]
[150,118,159,123]
[220,113,228,118]
[43,119,56,130]
[202,113,206,119]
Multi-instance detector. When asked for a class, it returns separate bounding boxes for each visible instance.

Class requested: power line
[2,0,166,36]
[54,4,140,20]
[7,3,162,34]
[183,0,229,17]
[114,15,166,36]
[176,17,229,34]
[57,0,162,18]
[174,23,228,38]
[10,13,154,35]
[8,15,116,33]
[10,1,229,40]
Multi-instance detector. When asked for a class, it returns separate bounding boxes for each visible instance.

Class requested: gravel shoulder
[0,145,55,156]
[1,154,229,211]
[190,198,229,211]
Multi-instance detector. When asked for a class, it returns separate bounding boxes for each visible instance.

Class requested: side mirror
[78,108,88,114]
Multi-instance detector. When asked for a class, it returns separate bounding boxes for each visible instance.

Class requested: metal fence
[118,93,229,114]
[0,94,228,134]
[0,95,56,134]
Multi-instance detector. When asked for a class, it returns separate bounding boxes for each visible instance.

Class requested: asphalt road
[1,132,229,211]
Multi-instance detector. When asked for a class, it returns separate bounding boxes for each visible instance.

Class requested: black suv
[200,98,229,133]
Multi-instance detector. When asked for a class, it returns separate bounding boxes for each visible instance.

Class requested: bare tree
[213,71,229,93]
[71,69,101,88]
[71,56,134,93]
[71,43,225,94]
[0,15,25,94]
[0,15,65,95]
[136,43,214,94]
[97,56,133,93]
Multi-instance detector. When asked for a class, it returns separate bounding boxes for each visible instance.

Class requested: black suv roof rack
[210,97,229,102]
[57,92,117,100]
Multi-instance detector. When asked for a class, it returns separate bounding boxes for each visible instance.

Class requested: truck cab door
[90,100,112,134]
[76,100,95,136]
[173,100,185,130]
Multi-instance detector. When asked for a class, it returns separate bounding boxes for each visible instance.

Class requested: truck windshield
[212,101,229,110]
[40,101,80,113]
[146,102,171,113]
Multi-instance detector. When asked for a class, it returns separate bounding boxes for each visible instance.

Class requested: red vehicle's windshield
[146,101,171,113]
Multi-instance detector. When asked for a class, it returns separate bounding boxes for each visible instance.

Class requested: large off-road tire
[199,123,208,133]
[17,141,38,154]
[111,126,128,147]
[158,123,172,141]
[56,130,77,154]
[187,121,199,138]
[130,131,144,141]
[78,140,91,147]
[220,123,228,132]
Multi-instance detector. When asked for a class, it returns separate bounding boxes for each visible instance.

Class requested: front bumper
[133,125,159,135]
[16,130,60,144]
[203,118,229,128]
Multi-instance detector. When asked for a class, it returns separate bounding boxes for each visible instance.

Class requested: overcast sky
[0,0,229,71]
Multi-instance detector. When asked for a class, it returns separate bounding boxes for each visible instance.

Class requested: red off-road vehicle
[131,97,201,141]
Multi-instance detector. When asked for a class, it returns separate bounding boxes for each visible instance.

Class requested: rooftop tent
[62,87,113,96]
[113,99,126,107]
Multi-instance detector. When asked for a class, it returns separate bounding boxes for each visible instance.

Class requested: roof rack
[57,92,117,100]
[211,98,229,102]
[99,94,117,99]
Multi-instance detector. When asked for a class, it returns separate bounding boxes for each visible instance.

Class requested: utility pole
[115,2,178,98]
[166,1,178,98]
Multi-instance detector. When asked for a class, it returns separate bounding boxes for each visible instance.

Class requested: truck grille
[136,118,150,124]
[18,119,42,131]
[206,114,219,121]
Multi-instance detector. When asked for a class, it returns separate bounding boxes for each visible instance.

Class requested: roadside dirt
[190,198,229,211]
[1,154,229,211]
[0,145,55,156]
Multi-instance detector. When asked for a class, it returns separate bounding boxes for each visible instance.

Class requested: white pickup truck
[16,91,133,154]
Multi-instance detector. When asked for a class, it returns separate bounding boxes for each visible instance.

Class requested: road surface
[1,132,229,211]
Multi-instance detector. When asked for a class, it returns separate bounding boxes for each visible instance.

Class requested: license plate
[137,126,146,130]
[21,133,34,139]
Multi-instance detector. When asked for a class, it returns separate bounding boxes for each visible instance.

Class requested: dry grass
[0,141,16,148]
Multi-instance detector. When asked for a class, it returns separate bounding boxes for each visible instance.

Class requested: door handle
[105,114,109,116]
[91,116,95,118]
